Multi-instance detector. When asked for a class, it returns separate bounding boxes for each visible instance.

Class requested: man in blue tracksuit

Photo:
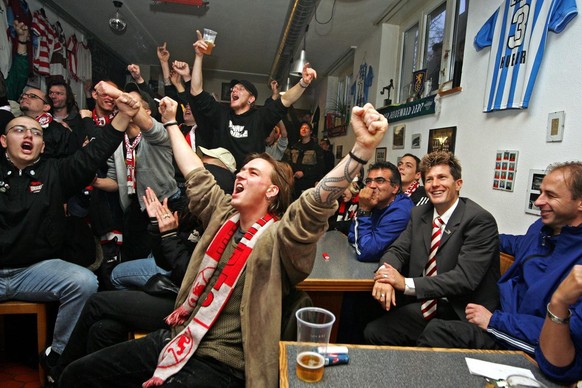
[348,161,413,262]
[417,161,582,357]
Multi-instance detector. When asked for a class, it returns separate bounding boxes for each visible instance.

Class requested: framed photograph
[493,150,518,192]
[427,126,456,154]
[546,111,565,142]
[392,124,405,149]
[375,147,387,162]
[335,145,343,160]
[411,133,421,149]
[220,82,231,102]
[525,169,546,215]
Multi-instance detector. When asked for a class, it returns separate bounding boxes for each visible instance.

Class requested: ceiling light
[154,0,209,6]
[109,1,127,33]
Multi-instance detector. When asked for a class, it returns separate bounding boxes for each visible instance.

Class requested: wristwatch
[357,209,372,217]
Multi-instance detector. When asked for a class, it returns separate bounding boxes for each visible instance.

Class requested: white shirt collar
[432,197,460,226]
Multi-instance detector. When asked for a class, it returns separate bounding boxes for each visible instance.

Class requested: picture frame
[411,133,421,149]
[375,147,387,162]
[525,169,546,215]
[493,150,518,192]
[335,145,343,160]
[220,82,231,102]
[427,126,456,154]
[546,111,565,142]
[392,124,405,149]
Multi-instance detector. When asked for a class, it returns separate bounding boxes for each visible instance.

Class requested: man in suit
[416,161,582,356]
[364,151,499,346]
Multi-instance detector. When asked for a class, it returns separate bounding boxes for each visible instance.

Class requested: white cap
[198,146,237,173]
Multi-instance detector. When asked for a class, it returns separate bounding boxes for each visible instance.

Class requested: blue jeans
[59,329,245,388]
[0,259,98,354]
[110,256,170,290]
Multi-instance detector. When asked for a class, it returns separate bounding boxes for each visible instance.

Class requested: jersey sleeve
[474,9,499,50]
[549,0,578,33]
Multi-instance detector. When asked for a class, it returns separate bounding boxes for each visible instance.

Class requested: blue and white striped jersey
[475,0,577,112]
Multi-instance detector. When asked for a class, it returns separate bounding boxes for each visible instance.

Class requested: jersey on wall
[474,0,577,112]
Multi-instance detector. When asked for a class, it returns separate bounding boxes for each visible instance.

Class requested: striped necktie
[421,217,444,320]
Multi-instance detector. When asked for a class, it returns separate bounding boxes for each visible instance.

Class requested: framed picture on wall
[221,82,231,102]
[492,150,518,192]
[392,124,405,149]
[375,147,387,162]
[411,133,421,149]
[525,169,546,215]
[427,126,456,154]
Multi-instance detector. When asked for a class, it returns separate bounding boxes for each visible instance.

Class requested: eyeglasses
[7,125,44,138]
[48,90,65,97]
[364,177,392,186]
[19,92,49,104]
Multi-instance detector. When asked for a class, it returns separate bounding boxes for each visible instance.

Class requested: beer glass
[295,307,335,383]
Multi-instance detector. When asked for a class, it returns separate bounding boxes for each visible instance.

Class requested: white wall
[331,1,582,234]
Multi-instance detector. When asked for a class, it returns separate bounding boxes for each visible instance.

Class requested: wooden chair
[500,252,515,276]
[0,301,48,384]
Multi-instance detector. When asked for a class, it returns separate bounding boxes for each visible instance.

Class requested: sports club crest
[412,69,427,99]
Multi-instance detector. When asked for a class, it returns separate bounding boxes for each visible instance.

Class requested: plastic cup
[202,28,217,55]
[295,307,335,383]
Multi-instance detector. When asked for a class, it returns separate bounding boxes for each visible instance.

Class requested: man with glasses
[0,88,139,378]
[19,87,71,158]
[187,30,317,168]
[348,161,414,262]
[364,151,499,346]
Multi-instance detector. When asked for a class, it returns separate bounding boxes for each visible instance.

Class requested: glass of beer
[202,28,217,55]
[295,307,335,383]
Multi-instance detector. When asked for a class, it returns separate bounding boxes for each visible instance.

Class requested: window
[397,0,469,101]
[450,0,469,88]
[423,3,447,92]
[399,24,419,102]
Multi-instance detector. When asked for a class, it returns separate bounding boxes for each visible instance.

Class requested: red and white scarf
[142,212,275,387]
[35,112,53,128]
[181,124,197,150]
[124,133,141,195]
[404,180,420,197]
[92,109,116,127]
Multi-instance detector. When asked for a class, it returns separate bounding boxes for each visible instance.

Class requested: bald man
[0,89,138,374]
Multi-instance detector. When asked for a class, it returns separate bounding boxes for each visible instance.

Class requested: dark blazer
[380,197,500,319]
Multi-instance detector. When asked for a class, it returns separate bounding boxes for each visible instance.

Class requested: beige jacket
[174,168,336,387]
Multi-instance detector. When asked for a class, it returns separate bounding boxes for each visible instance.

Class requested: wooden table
[297,231,377,341]
[279,342,562,388]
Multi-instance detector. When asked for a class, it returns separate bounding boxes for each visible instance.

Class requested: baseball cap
[198,146,237,173]
[123,82,158,113]
[229,79,258,100]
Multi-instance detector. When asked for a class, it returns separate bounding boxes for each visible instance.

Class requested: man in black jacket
[0,87,138,372]
[18,87,71,158]
[188,30,317,169]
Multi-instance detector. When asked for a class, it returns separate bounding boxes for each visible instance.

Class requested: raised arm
[280,63,317,107]
[127,64,145,85]
[313,104,387,206]
[190,30,207,96]
[158,96,203,175]
[157,42,171,85]
[96,81,154,131]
